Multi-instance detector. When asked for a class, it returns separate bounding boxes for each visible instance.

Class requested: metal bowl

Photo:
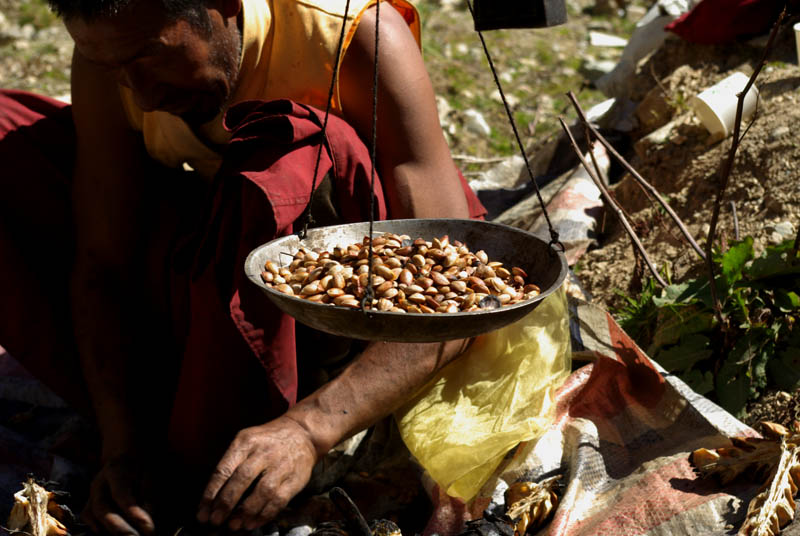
[244,219,567,342]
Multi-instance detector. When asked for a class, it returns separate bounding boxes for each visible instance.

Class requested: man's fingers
[81,506,100,534]
[106,469,155,535]
[239,474,293,531]
[206,455,267,526]
[88,479,142,536]
[197,439,255,523]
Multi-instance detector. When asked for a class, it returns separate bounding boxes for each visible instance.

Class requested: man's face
[66,0,241,125]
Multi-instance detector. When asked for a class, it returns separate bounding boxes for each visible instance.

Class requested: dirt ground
[566,28,800,427]
[575,33,800,314]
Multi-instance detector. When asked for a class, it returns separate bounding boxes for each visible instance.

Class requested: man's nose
[117,66,165,112]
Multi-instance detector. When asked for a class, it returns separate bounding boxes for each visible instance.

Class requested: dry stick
[705,7,786,325]
[451,154,510,164]
[559,117,668,288]
[582,135,650,291]
[566,91,707,261]
[730,201,740,241]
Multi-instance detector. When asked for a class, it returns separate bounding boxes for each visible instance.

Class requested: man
[0,0,485,534]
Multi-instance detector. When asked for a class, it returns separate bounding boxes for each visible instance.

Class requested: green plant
[19,0,58,30]
[613,237,800,417]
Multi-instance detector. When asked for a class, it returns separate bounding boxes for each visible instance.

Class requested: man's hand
[196,417,318,532]
[82,454,156,536]
[197,339,469,532]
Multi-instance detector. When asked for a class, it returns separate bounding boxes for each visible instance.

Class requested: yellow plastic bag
[395,286,571,501]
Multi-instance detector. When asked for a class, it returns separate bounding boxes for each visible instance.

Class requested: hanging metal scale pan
[245,219,567,342]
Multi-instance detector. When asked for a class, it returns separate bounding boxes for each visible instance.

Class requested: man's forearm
[69,260,170,459]
[384,161,470,220]
[70,264,136,455]
[283,338,471,457]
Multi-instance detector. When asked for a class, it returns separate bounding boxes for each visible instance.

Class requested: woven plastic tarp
[421,297,762,536]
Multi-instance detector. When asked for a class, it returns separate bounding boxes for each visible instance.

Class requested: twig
[559,118,667,288]
[705,7,786,326]
[566,91,707,261]
[451,154,511,164]
[330,487,372,536]
[730,201,740,240]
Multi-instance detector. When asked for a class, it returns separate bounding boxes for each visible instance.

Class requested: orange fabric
[119,0,421,179]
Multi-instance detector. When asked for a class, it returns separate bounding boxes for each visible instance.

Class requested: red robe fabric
[665,0,784,45]
[0,92,487,470]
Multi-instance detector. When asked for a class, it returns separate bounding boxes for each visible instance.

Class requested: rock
[636,87,675,133]
[765,195,786,215]
[537,94,554,113]
[589,31,628,48]
[463,109,491,136]
[435,95,452,126]
[491,90,519,108]
[580,58,617,80]
[467,155,527,193]
[766,221,796,242]
[286,526,313,536]
[634,115,687,160]
[20,23,35,40]
[587,20,614,32]
[670,133,687,145]
[770,125,790,141]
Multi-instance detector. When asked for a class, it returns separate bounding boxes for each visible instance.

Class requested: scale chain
[466,0,564,254]
[299,0,353,240]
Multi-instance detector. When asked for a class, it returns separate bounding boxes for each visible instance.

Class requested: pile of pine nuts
[259,233,540,313]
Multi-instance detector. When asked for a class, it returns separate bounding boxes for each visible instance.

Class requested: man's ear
[217,0,242,19]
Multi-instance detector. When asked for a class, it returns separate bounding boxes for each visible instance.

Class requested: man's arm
[70,49,161,536]
[339,4,470,219]
[196,337,471,531]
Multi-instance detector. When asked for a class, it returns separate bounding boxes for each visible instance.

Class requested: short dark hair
[47,0,211,31]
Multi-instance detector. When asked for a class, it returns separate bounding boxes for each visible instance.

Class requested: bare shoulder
[346,2,421,65]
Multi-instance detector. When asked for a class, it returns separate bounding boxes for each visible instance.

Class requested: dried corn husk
[504,476,561,536]
[7,477,69,536]
[690,421,800,536]
[738,441,800,536]
[690,438,783,485]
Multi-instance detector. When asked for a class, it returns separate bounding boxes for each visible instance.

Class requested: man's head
[55,0,243,125]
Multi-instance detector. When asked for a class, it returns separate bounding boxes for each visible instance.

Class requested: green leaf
[715,360,752,418]
[751,339,772,391]
[747,240,800,280]
[648,306,715,353]
[652,283,691,307]
[653,334,712,372]
[729,328,769,366]
[666,276,725,310]
[727,287,751,327]
[680,369,714,396]
[719,237,754,286]
[767,346,800,392]
[775,290,800,312]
